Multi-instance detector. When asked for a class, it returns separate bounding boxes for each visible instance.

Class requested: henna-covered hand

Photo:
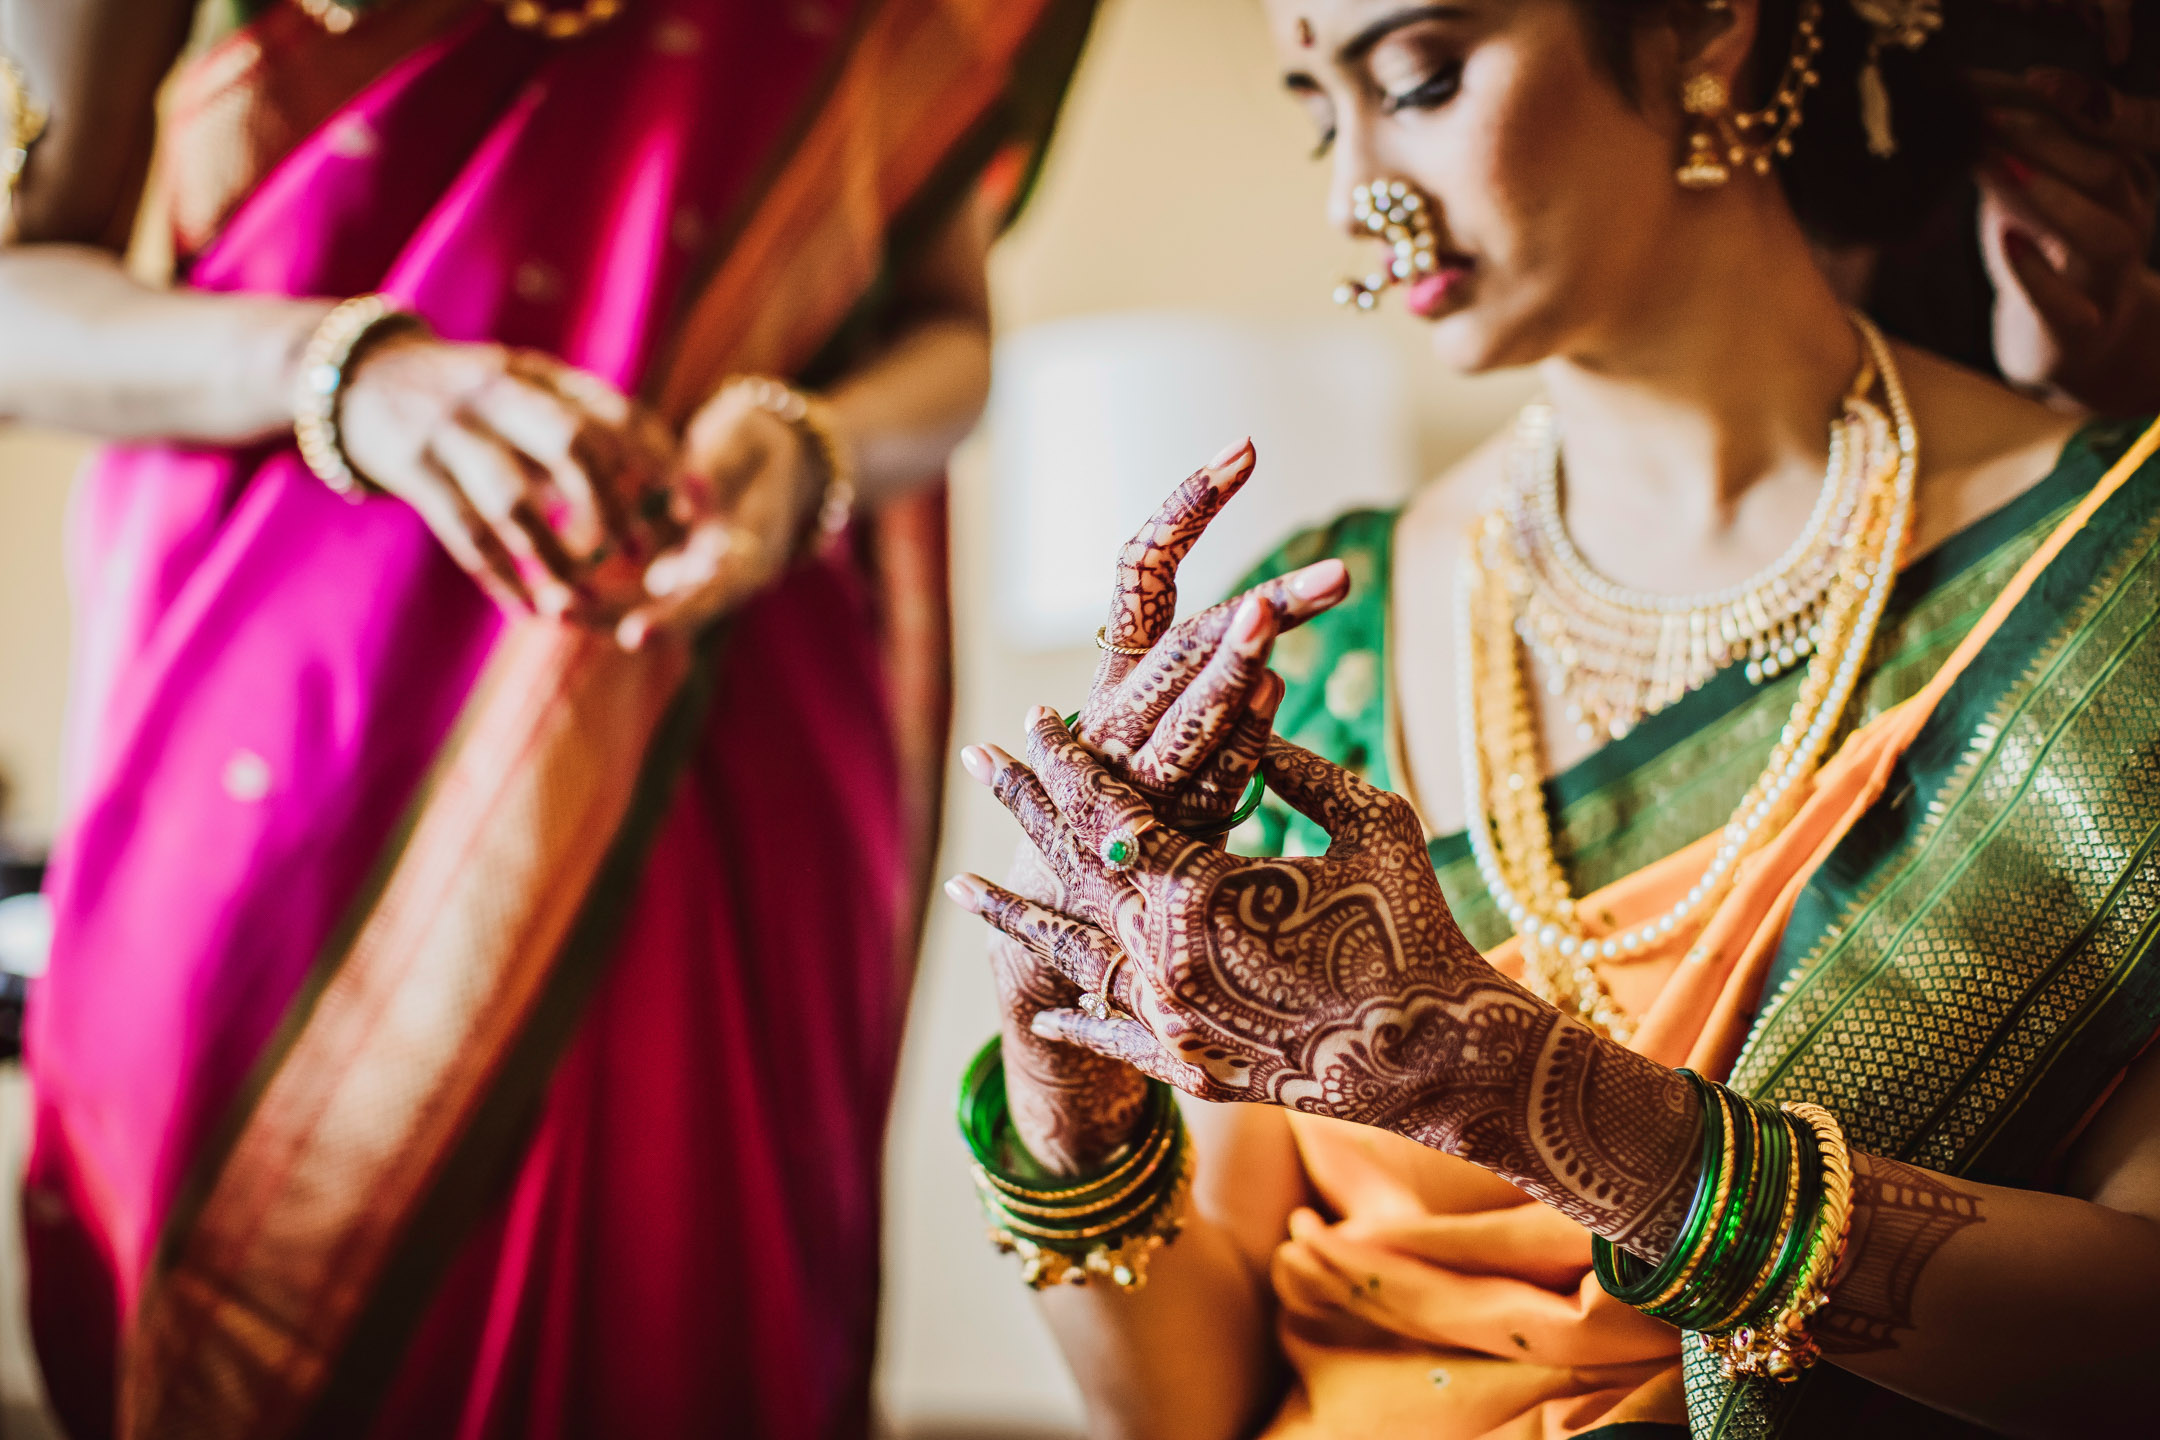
[948,716,1704,1253]
[1072,439,1348,832]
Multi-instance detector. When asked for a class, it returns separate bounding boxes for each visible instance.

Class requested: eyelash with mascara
[1312,61,1463,159]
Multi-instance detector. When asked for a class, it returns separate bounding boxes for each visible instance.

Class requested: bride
[943,1,2160,1437]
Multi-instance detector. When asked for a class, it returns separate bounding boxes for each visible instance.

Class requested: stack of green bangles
[959,1035,1193,1291]
[1592,1069,1856,1381]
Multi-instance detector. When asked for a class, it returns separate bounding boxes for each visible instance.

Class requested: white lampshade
[987,311,1415,650]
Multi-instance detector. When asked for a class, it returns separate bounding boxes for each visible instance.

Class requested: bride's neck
[1535,191,1863,546]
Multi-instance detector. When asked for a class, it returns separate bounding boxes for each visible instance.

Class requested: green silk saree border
[1685,430,2160,1438]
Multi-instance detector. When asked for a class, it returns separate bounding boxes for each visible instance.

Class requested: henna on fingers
[952,717,1705,1249]
[1812,1153,1987,1357]
[1068,437,1347,832]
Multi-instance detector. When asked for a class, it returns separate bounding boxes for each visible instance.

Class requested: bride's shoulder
[1396,426,1511,558]
[1895,343,2087,552]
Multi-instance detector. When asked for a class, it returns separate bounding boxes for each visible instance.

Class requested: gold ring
[1095,626,1152,657]
[1080,951,1130,1021]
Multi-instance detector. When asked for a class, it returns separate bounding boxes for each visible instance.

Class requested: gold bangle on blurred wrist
[717,375,858,540]
[292,293,430,502]
[1,44,49,239]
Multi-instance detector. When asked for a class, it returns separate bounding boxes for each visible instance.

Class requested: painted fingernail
[959,745,994,784]
[1029,1012,1066,1041]
[944,875,988,911]
[1230,594,1272,646]
[1289,558,1348,599]
[2003,226,2044,264]
[617,617,648,651]
[1207,437,1254,472]
[1253,671,1285,720]
[1026,704,1058,729]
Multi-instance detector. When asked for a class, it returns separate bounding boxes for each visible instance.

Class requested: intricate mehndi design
[971,720,1704,1249]
[1812,1153,1985,1356]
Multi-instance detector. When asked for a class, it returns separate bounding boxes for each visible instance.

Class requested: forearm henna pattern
[964,718,1704,1250]
[1813,1153,1987,1356]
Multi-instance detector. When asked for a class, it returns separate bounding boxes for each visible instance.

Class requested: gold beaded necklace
[1457,315,1917,1041]
[296,0,625,39]
[1505,360,1874,743]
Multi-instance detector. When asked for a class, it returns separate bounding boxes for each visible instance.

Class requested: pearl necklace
[1457,315,1917,1040]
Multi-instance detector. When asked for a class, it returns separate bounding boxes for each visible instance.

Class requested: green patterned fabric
[1230,418,2160,1438]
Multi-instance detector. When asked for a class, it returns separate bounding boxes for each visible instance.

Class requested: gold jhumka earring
[1333,179,1438,311]
[1674,0,1824,190]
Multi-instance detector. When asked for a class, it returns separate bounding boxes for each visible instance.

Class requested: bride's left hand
[947,711,1707,1250]
[951,711,1496,1118]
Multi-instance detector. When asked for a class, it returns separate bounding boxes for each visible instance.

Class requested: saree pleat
[22,3,1096,1437]
[1230,418,2160,1440]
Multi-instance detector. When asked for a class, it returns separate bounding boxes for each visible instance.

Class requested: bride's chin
[1422,310,1510,376]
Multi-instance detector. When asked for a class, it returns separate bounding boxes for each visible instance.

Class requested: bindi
[1296,16,1315,45]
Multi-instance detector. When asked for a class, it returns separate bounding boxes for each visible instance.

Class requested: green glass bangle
[1735,1105,1827,1331]
[1592,1068,1723,1305]
[1647,1082,1761,1324]
[1668,1094,1791,1331]
[958,1035,1178,1212]
[1061,711,1268,833]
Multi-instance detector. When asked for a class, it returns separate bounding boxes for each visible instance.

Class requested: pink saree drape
[18,3,1085,1435]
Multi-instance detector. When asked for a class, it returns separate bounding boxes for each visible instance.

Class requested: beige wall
[0,429,83,853]
[0,0,1537,1431]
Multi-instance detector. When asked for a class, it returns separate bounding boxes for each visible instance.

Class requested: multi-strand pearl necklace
[1506,376,1872,743]
[1457,315,1917,1041]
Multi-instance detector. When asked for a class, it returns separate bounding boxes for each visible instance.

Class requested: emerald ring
[1099,829,1141,872]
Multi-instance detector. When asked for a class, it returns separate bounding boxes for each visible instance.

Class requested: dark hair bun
[1753,0,1979,248]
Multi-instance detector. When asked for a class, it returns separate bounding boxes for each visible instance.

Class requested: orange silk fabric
[1261,417,2160,1440]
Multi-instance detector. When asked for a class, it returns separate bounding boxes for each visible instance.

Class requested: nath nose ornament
[1334,179,1437,310]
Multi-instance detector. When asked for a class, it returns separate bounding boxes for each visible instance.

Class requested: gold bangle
[985,1137,1193,1292]
[1716,1100,1855,1382]
[1,44,49,237]
[1094,626,1152,658]
[716,375,857,539]
[1703,1107,1808,1333]
[291,294,427,502]
[1645,1085,1743,1311]
[972,1105,1178,1223]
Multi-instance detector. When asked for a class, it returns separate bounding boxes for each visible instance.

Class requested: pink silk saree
[19,3,1093,1437]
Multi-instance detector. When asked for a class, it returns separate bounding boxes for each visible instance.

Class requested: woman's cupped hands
[339,334,841,647]
[946,443,1514,1165]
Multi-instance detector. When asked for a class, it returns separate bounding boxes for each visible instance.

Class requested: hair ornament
[1849,0,1944,157]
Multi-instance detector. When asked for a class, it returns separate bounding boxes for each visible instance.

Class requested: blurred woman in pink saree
[0,2,1095,1436]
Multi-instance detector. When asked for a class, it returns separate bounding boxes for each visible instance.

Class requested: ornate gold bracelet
[291,293,429,502]
[714,375,858,540]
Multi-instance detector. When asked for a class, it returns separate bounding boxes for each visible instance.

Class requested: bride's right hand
[338,333,677,620]
[1071,439,1349,834]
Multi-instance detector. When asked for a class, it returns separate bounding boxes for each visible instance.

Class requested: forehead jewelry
[1334,178,1438,311]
